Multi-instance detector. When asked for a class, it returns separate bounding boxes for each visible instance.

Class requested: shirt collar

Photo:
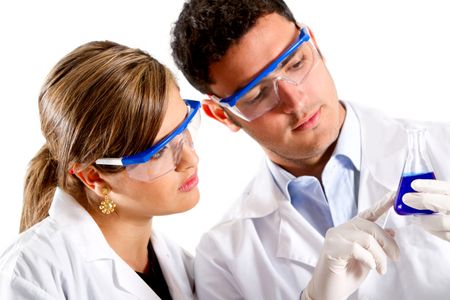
[267,101,361,199]
[333,101,361,172]
[266,156,295,201]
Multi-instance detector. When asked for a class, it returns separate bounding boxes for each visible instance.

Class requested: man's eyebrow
[235,45,302,92]
[278,49,299,69]
[255,50,300,87]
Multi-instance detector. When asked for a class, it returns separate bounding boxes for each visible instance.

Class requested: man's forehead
[209,14,297,96]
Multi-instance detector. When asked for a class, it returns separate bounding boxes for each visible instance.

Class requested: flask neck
[404,128,434,175]
[408,129,425,156]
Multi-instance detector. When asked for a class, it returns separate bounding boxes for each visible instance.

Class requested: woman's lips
[293,107,321,131]
[179,172,199,192]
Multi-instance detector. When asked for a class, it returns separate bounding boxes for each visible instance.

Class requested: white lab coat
[0,188,195,300]
[195,102,450,300]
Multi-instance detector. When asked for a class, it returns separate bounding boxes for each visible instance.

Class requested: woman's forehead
[155,86,186,141]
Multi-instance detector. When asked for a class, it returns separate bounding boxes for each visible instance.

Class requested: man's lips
[292,107,321,131]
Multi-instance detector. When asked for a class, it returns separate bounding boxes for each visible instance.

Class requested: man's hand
[403,179,450,242]
[301,192,400,300]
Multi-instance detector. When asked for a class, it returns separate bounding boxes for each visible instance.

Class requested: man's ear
[74,166,106,198]
[202,99,241,132]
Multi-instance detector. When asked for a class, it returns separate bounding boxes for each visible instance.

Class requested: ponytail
[20,145,58,232]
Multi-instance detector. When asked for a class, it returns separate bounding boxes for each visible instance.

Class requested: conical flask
[394,128,436,215]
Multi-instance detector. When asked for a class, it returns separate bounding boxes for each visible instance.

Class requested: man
[171,0,450,299]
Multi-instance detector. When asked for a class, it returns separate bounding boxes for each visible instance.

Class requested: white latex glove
[301,192,400,300]
[403,179,450,242]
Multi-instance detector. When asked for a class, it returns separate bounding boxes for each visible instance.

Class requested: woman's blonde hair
[20,41,175,232]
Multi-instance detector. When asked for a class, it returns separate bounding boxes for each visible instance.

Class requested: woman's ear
[202,99,241,132]
[74,166,106,198]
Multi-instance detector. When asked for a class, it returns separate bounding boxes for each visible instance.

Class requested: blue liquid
[394,172,435,215]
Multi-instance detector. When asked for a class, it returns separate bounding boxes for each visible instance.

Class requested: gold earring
[99,187,116,215]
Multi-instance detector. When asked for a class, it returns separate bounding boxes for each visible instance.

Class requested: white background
[0,0,449,255]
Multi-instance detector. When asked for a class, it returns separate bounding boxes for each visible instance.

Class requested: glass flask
[394,128,436,215]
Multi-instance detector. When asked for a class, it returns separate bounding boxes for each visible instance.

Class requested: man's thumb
[359,191,395,222]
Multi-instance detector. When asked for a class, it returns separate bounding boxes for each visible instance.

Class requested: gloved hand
[403,179,450,242]
[301,192,400,300]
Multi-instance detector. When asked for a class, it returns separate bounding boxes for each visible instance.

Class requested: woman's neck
[90,209,153,273]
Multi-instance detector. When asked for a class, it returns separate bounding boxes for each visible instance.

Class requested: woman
[0,41,200,299]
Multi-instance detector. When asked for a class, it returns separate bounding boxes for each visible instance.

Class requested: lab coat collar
[222,160,285,222]
[335,101,361,171]
[151,231,194,300]
[48,188,163,299]
[49,188,116,261]
[111,229,193,300]
[353,104,407,212]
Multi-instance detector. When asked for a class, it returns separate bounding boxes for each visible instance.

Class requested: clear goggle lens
[124,106,200,182]
[234,41,318,120]
[215,28,320,122]
[125,129,195,182]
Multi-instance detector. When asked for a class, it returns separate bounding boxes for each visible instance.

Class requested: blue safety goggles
[94,100,201,182]
[210,27,313,121]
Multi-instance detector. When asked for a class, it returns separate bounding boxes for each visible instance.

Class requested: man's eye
[291,59,304,69]
[290,53,307,70]
[287,50,306,70]
[243,86,269,106]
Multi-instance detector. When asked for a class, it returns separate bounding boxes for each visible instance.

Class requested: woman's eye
[152,146,168,160]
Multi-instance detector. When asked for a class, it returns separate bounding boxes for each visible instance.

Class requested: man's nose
[274,76,304,113]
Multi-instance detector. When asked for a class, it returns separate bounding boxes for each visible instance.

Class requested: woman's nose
[176,142,199,171]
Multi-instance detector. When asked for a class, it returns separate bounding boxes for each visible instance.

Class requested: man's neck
[278,141,337,179]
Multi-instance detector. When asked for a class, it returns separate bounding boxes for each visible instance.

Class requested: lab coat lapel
[355,104,450,232]
[151,230,194,300]
[222,160,280,222]
[277,202,323,267]
[426,126,450,179]
[110,254,161,299]
[354,104,406,213]
[355,104,450,208]
[238,162,323,267]
[352,104,442,230]
[80,222,160,299]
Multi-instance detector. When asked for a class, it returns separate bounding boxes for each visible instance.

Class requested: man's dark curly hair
[171,0,296,95]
